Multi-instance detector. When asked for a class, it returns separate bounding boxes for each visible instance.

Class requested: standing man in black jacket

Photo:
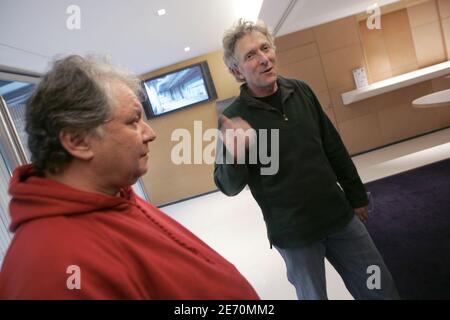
[214,19,399,300]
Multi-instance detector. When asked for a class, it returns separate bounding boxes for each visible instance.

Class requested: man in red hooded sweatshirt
[0,55,259,300]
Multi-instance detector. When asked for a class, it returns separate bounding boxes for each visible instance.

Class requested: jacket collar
[239,76,295,110]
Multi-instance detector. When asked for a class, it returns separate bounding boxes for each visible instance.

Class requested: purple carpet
[364,158,450,300]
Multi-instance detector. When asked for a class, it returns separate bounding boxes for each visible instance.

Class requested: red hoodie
[0,165,259,300]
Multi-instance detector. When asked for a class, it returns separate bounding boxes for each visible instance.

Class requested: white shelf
[341,61,450,105]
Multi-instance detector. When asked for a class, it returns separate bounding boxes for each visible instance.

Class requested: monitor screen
[142,61,217,118]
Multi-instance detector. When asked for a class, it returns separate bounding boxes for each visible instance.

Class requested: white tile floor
[162,128,450,300]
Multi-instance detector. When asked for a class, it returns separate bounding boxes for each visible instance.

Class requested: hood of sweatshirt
[8,164,135,232]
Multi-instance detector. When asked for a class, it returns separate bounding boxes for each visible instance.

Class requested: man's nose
[258,51,269,65]
[142,122,157,143]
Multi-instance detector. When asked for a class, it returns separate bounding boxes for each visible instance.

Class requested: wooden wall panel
[383,10,418,75]
[440,17,450,57]
[407,0,440,27]
[337,113,384,153]
[276,43,319,67]
[274,28,315,50]
[411,21,447,67]
[437,0,450,18]
[408,1,447,67]
[278,56,328,93]
[359,24,392,82]
[313,16,361,54]
[330,88,377,123]
[437,0,450,59]
[360,9,419,81]
[320,44,366,91]
[376,82,441,144]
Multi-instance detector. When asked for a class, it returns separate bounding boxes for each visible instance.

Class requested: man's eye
[129,117,139,125]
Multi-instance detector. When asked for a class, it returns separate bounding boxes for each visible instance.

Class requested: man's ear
[230,67,245,81]
[59,130,95,161]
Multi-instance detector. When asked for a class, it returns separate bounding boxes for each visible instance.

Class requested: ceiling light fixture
[157,9,166,16]
[184,47,191,52]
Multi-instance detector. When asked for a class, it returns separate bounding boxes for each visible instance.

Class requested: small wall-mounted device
[352,67,369,89]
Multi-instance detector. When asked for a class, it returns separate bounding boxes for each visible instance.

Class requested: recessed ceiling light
[157,9,166,16]
[184,47,191,52]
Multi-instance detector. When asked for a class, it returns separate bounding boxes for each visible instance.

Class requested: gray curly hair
[222,18,275,81]
[26,55,144,175]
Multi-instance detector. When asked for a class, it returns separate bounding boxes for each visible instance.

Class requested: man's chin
[263,78,278,90]
[130,167,148,184]
[138,167,148,177]
[262,73,277,83]
[268,73,278,81]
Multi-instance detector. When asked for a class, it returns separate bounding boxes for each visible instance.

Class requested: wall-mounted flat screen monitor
[142,61,217,118]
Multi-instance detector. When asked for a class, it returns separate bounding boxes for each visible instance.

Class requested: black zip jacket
[214,77,368,248]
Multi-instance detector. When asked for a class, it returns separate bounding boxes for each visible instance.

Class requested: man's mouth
[262,67,273,74]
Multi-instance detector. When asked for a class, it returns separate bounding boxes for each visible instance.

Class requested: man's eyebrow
[244,48,256,56]
[243,42,270,56]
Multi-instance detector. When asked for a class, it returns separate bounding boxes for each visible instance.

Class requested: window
[0,71,39,266]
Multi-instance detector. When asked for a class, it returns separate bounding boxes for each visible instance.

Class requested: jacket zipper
[250,103,289,122]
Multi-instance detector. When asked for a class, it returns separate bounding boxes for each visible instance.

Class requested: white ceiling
[0,0,400,76]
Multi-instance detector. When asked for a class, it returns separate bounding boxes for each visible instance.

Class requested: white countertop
[342,61,450,105]
[412,89,450,108]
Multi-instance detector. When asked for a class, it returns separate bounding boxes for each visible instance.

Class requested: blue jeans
[275,215,400,300]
